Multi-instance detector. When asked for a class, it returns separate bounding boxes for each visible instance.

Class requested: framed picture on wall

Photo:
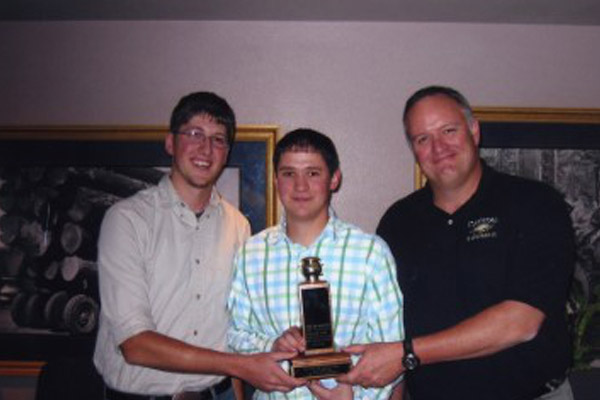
[0,125,277,375]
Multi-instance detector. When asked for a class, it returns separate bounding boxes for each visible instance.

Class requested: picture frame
[413,107,600,369]
[0,125,278,375]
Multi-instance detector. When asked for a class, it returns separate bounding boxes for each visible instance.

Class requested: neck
[432,162,483,214]
[169,175,212,213]
[286,214,329,247]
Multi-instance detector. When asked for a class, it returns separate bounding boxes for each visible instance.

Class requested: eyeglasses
[176,129,229,149]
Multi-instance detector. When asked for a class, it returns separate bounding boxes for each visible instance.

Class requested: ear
[330,169,342,192]
[165,133,175,156]
[470,119,481,147]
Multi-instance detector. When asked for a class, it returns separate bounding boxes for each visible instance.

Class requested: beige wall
[1,20,600,398]
[2,21,600,232]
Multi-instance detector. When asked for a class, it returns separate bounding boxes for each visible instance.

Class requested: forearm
[414,300,545,364]
[120,331,243,376]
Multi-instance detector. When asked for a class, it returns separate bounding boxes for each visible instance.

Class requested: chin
[287,211,315,221]
[188,177,216,189]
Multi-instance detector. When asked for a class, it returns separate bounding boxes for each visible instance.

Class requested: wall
[1,20,600,398]
[2,21,600,233]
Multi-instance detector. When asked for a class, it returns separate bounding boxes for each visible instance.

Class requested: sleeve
[227,245,276,353]
[356,237,405,400]
[97,204,155,346]
[507,186,575,315]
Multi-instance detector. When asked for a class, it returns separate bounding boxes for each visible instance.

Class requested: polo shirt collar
[458,161,494,214]
[423,160,494,217]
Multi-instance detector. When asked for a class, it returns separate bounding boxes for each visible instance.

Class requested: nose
[294,175,308,191]
[197,136,213,155]
[431,136,447,155]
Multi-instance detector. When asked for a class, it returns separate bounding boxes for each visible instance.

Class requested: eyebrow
[277,165,324,172]
[181,126,227,135]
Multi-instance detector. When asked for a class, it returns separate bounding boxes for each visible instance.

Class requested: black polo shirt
[377,164,574,400]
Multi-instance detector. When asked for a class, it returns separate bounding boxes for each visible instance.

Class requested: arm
[119,331,247,374]
[340,299,544,387]
[121,330,302,392]
[414,299,544,363]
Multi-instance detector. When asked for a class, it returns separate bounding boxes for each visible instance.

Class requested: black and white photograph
[0,126,276,365]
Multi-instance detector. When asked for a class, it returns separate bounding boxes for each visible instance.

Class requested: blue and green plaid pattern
[228,214,404,399]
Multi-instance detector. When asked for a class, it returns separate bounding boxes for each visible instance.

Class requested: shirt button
[195,259,200,265]
[193,330,198,336]
[196,294,201,300]
[448,219,454,225]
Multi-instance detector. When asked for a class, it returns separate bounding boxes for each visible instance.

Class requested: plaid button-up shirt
[228,213,404,400]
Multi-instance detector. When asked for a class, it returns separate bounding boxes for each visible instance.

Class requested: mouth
[292,196,311,202]
[192,159,211,169]
[432,152,456,165]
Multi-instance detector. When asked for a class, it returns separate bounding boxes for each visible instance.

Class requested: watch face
[403,353,420,371]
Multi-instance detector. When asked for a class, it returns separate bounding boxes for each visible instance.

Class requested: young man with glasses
[94,92,303,400]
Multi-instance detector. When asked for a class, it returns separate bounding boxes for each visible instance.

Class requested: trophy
[289,257,352,379]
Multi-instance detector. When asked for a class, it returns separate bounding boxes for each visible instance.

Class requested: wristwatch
[402,337,421,371]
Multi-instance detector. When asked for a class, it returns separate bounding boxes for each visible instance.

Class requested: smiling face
[406,94,482,194]
[165,113,229,197]
[275,149,341,227]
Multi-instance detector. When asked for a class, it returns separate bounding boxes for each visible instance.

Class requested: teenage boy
[228,128,404,399]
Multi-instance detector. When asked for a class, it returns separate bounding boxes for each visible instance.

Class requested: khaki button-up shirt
[94,176,250,395]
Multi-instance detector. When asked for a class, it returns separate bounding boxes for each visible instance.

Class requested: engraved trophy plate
[290,257,352,379]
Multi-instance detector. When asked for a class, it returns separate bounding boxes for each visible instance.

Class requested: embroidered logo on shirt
[466,217,498,242]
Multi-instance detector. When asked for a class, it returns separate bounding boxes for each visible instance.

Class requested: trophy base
[290,352,352,379]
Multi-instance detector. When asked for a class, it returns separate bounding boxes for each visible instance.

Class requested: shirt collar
[422,159,492,216]
[157,174,223,216]
[269,206,340,245]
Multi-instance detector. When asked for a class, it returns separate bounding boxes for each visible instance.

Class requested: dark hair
[274,128,340,175]
[169,92,236,145]
[403,86,474,137]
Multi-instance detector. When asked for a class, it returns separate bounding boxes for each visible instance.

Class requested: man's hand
[337,342,404,388]
[272,326,305,353]
[307,380,353,400]
[237,351,306,393]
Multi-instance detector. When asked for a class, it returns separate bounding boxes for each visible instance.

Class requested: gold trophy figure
[289,257,352,379]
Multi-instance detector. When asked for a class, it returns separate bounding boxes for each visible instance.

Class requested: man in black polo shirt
[339,86,574,400]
